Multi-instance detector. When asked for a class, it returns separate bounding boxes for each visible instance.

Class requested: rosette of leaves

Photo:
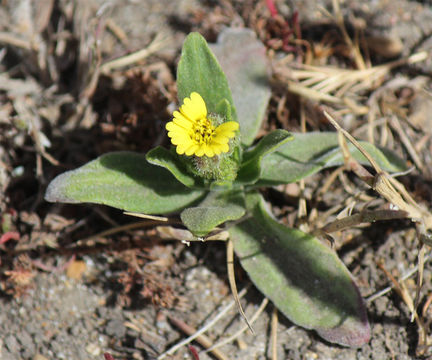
[46,30,407,347]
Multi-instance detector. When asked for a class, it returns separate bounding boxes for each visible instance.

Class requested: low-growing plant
[45,30,407,347]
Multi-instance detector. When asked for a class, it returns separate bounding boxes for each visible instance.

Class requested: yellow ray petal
[180,92,207,121]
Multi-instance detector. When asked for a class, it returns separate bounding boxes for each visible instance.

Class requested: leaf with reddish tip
[229,192,370,347]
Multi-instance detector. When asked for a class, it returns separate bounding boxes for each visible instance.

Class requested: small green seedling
[45,30,407,347]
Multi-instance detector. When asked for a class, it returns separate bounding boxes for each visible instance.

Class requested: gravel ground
[2,0,432,359]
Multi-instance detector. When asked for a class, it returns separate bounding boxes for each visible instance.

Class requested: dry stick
[287,52,427,107]
[0,31,37,50]
[105,18,129,46]
[226,238,254,333]
[318,166,345,196]
[415,242,427,320]
[366,251,432,302]
[318,209,408,234]
[324,110,432,321]
[74,220,159,247]
[156,226,230,244]
[167,316,229,360]
[323,111,432,228]
[287,80,341,103]
[389,116,424,172]
[206,297,269,353]
[298,102,309,233]
[377,261,428,349]
[157,287,249,359]
[123,212,169,222]
[332,0,365,70]
[100,33,169,73]
[271,306,278,360]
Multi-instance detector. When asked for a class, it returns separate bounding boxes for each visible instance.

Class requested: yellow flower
[166,92,239,157]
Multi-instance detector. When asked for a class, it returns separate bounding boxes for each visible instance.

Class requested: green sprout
[45,30,407,347]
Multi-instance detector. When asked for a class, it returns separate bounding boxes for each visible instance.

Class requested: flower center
[192,117,215,145]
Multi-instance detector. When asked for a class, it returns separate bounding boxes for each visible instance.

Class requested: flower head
[166,92,239,157]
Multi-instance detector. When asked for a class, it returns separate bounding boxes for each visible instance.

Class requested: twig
[124,212,168,222]
[271,306,278,360]
[206,297,269,352]
[331,0,365,70]
[227,238,254,333]
[414,242,427,318]
[324,110,432,323]
[74,221,161,247]
[323,110,432,229]
[318,209,408,234]
[377,261,428,348]
[100,33,169,73]
[282,52,427,109]
[105,18,129,46]
[157,286,250,359]
[389,115,424,172]
[0,31,37,50]
[366,252,432,302]
[167,316,229,360]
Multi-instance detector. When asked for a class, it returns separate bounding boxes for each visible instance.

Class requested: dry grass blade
[156,226,229,243]
[414,243,427,318]
[318,209,408,235]
[324,110,432,325]
[123,212,168,222]
[206,297,269,353]
[278,52,427,113]
[330,0,365,70]
[377,261,430,353]
[100,33,170,74]
[157,287,250,359]
[366,251,432,303]
[227,238,254,333]
[324,110,432,230]
[389,115,424,172]
[166,316,229,360]
[74,221,157,247]
[0,31,36,50]
[271,306,278,360]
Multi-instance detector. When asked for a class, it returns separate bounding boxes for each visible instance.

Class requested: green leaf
[236,130,293,185]
[146,146,203,188]
[257,132,407,186]
[180,191,246,237]
[229,192,370,347]
[177,32,237,121]
[45,152,205,214]
[211,28,271,146]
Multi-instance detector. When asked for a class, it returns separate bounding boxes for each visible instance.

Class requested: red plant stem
[292,10,302,40]
[266,0,278,17]
[188,345,200,360]
[0,231,20,244]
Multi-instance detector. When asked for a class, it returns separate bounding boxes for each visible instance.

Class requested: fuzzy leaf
[229,192,370,347]
[211,28,271,146]
[236,129,293,185]
[177,32,237,121]
[257,132,407,186]
[146,146,203,188]
[215,98,232,122]
[45,152,205,214]
[181,191,245,237]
